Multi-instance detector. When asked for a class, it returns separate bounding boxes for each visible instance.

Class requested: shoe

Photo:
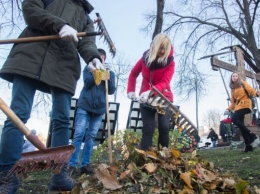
[80,165,94,175]
[0,171,19,194]
[251,135,260,148]
[68,166,77,176]
[243,145,253,152]
[48,165,75,193]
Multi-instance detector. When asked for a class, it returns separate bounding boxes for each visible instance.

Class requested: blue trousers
[0,75,71,171]
[68,108,103,168]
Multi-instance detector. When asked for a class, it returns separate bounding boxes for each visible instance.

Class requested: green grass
[17,147,260,193]
[197,147,260,186]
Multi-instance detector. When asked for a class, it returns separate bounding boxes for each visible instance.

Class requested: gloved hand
[224,109,230,115]
[92,58,105,70]
[88,62,96,72]
[59,25,78,42]
[127,92,137,100]
[139,90,151,103]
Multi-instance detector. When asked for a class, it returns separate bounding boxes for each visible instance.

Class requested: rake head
[95,13,116,58]
[147,87,199,139]
[8,145,75,178]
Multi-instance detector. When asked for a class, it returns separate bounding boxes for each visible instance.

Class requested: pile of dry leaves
[70,145,260,194]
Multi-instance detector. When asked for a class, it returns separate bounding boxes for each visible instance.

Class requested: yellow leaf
[172,148,181,158]
[92,69,102,86]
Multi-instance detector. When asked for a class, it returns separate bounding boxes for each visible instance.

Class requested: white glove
[88,62,96,72]
[139,90,151,103]
[92,58,105,70]
[224,110,230,115]
[59,25,78,42]
[127,92,137,100]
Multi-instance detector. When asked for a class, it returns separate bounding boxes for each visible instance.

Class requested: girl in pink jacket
[127,33,175,150]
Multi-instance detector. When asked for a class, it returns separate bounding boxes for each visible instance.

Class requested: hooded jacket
[0,0,101,95]
[77,66,116,115]
[228,81,257,111]
[127,48,175,102]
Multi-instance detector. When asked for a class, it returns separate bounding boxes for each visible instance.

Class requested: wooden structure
[201,45,260,137]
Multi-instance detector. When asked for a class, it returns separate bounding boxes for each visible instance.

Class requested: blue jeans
[211,141,217,148]
[68,108,103,168]
[0,75,71,171]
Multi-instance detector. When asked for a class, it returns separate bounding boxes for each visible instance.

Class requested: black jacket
[0,0,101,95]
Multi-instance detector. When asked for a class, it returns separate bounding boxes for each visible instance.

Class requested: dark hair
[97,48,106,60]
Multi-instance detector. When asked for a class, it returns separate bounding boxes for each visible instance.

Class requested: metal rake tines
[149,86,198,132]
[8,145,75,178]
[95,13,116,58]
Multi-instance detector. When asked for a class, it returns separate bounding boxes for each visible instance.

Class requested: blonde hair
[146,33,172,66]
[229,72,243,89]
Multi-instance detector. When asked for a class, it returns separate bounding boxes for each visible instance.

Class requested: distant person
[226,72,260,152]
[127,33,175,150]
[207,128,218,148]
[219,120,228,142]
[23,129,37,152]
[68,49,116,175]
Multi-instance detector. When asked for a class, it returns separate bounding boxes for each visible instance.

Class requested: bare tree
[202,109,222,133]
[107,54,133,102]
[142,0,260,129]
[160,0,260,68]
[0,0,23,36]
[175,64,209,128]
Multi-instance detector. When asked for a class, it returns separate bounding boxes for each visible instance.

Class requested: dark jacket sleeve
[83,66,96,89]
[22,0,66,34]
[77,15,101,63]
[108,71,116,95]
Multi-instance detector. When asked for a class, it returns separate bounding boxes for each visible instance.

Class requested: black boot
[243,145,253,152]
[48,165,75,193]
[0,171,19,194]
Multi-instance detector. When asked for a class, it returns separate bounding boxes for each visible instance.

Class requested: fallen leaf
[141,163,157,173]
[119,169,131,179]
[172,149,181,158]
[95,164,122,190]
[180,172,193,189]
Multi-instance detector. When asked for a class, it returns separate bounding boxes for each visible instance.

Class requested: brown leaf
[95,164,122,190]
[141,163,157,174]
[119,169,131,179]
[147,150,158,160]
[135,147,146,156]
[127,163,136,170]
[149,187,161,194]
[180,172,193,189]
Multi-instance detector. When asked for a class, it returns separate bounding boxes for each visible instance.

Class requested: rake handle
[0,31,102,44]
[0,98,47,151]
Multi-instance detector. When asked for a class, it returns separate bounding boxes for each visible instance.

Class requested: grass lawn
[17,146,260,193]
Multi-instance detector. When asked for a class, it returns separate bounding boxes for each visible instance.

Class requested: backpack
[242,83,255,110]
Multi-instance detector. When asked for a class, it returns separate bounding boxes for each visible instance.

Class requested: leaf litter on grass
[71,145,260,194]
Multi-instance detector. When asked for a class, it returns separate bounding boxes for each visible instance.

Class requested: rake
[147,86,199,140]
[0,98,75,177]
[0,13,116,57]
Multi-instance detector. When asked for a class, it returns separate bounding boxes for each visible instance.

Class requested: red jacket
[127,48,175,102]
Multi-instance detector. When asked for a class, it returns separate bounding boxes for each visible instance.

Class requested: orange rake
[0,98,75,177]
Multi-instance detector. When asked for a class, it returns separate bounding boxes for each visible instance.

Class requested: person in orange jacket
[226,72,260,152]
